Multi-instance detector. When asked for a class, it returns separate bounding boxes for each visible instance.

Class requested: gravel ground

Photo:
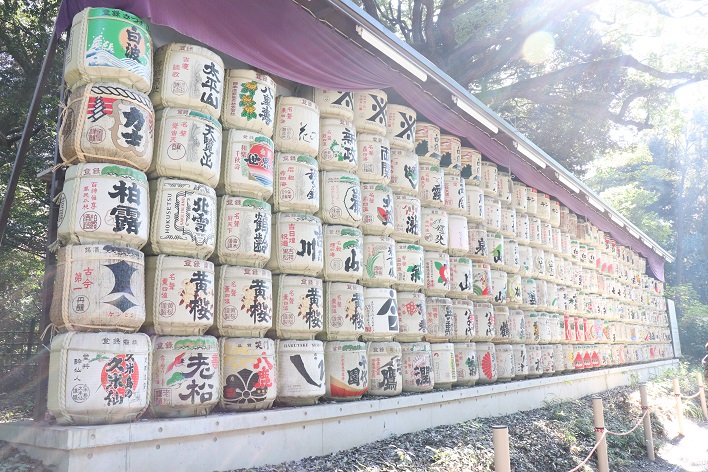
[1,376,707,471]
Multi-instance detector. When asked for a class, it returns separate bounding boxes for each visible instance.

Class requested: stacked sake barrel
[48,7,156,424]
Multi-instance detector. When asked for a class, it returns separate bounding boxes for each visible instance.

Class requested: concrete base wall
[0,360,677,471]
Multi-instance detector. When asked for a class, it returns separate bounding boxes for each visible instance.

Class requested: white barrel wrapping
[421,207,448,252]
[150,335,219,417]
[212,196,271,267]
[272,153,319,213]
[396,291,427,342]
[274,96,320,157]
[323,225,363,283]
[47,331,150,425]
[324,341,368,400]
[366,341,402,396]
[431,343,457,389]
[60,83,154,170]
[51,244,145,333]
[219,129,274,200]
[424,251,450,297]
[512,182,528,213]
[392,194,421,243]
[448,257,474,300]
[150,108,221,187]
[401,342,433,392]
[465,184,485,224]
[440,135,462,175]
[418,165,445,208]
[386,104,416,151]
[484,196,501,232]
[468,223,488,263]
[270,275,323,339]
[352,90,388,136]
[471,262,493,302]
[425,296,453,342]
[146,178,216,258]
[450,299,475,341]
[475,342,497,384]
[221,69,276,135]
[362,236,397,287]
[448,214,469,256]
[318,118,357,172]
[480,161,498,196]
[220,337,276,411]
[56,163,149,249]
[357,133,391,185]
[453,342,479,386]
[460,147,482,183]
[363,288,399,341]
[493,306,511,342]
[319,282,365,340]
[144,255,214,336]
[213,265,272,338]
[414,122,441,164]
[301,87,353,120]
[317,171,362,227]
[389,150,419,196]
[513,344,528,378]
[473,303,495,342]
[267,212,323,276]
[395,243,425,291]
[495,344,515,381]
[151,43,224,118]
[276,339,325,406]
[361,184,394,236]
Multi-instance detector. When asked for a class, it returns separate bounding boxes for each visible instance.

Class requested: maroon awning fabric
[56,0,666,280]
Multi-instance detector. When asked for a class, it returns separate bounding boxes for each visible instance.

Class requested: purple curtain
[57,0,666,280]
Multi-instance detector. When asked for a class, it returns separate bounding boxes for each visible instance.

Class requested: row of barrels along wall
[45,7,671,425]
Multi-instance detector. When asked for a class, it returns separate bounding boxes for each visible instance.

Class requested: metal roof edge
[329,0,674,263]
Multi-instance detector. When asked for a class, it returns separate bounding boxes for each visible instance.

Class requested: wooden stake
[592,396,609,472]
[697,372,708,421]
[673,377,685,436]
[492,425,511,472]
[639,383,655,461]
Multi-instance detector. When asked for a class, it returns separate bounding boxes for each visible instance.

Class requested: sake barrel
[551,228,563,255]
[444,174,467,215]
[424,251,450,297]
[561,232,572,258]
[414,122,441,164]
[468,223,488,263]
[537,193,551,222]
[439,135,462,174]
[211,196,271,267]
[362,235,397,287]
[503,238,520,274]
[473,303,495,342]
[150,335,219,417]
[56,163,149,249]
[449,257,474,299]
[513,344,528,378]
[366,341,402,396]
[470,263,493,302]
[465,184,485,224]
[512,182,528,213]
[270,275,323,339]
[516,213,530,244]
[560,206,571,232]
[272,153,319,213]
[386,104,416,151]
[529,217,542,247]
[392,194,421,243]
[301,88,353,120]
[525,311,540,343]
[536,280,549,309]
[361,184,394,235]
[538,312,552,344]
[526,188,538,216]
[401,342,434,392]
[324,341,368,400]
[500,206,517,238]
[51,244,145,333]
[221,69,276,135]
[526,344,543,377]
[323,225,363,283]
[553,343,566,373]
[220,337,276,411]
[431,343,457,389]
[64,8,152,93]
[476,342,498,384]
[521,279,538,310]
[448,214,469,256]
[495,344,515,382]
[395,243,425,291]
[493,306,511,342]
[567,213,578,238]
[450,299,475,341]
[318,118,357,172]
[218,129,274,200]
[47,331,150,425]
[353,90,388,136]
[421,207,448,252]
[460,147,482,183]
[212,265,272,338]
[389,150,419,196]
[146,178,216,258]
[541,344,555,375]
[480,161,498,196]
[454,342,479,386]
[488,232,505,270]
[363,288,399,341]
[509,309,527,343]
[318,282,365,340]
[548,284,560,312]
[546,255,557,283]
[550,199,561,228]
[273,96,320,157]
[497,171,513,206]
[425,297,454,342]
[318,171,362,227]
[396,291,427,341]
[419,166,445,210]
[144,255,215,336]
[563,343,576,370]
[276,339,325,406]
[508,271,524,308]
[484,196,502,232]
[150,108,221,186]
[60,83,154,170]
[267,212,323,276]
[151,43,224,118]
[532,247,546,280]
[357,133,391,184]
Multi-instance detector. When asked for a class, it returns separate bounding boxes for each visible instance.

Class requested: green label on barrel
[85,8,151,82]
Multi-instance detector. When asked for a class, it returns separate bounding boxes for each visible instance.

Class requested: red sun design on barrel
[100,354,140,406]
[481,352,494,380]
